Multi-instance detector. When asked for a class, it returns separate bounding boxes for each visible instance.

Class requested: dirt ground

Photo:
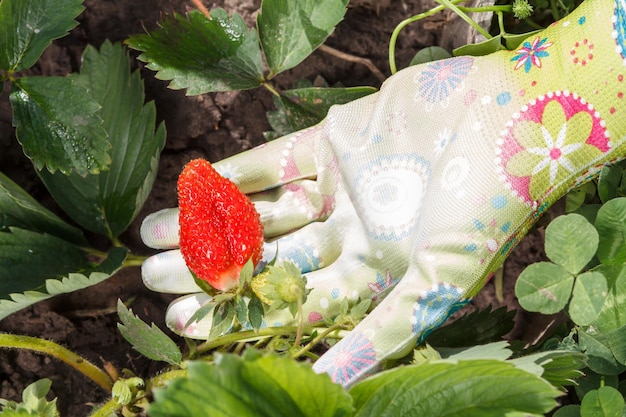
[0,0,554,414]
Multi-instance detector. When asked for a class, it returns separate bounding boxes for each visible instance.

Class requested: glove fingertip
[165,294,213,339]
[140,208,180,249]
[141,250,202,294]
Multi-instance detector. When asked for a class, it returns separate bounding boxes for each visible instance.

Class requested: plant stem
[147,369,188,390]
[290,323,346,359]
[388,1,513,74]
[195,326,305,354]
[522,18,544,30]
[190,0,211,19]
[88,369,187,416]
[84,246,110,259]
[318,45,386,83]
[262,82,281,98]
[0,334,114,391]
[549,0,561,21]
[388,0,466,74]
[497,11,506,37]
[293,294,304,348]
[89,399,122,417]
[123,253,148,267]
[435,0,492,40]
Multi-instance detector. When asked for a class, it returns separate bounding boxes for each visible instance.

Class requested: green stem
[262,82,281,98]
[123,253,148,267]
[84,246,110,259]
[459,5,513,13]
[92,369,188,416]
[89,398,122,417]
[436,0,492,40]
[388,1,515,74]
[89,369,187,416]
[147,369,188,390]
[388,0,470,74]
[0,334,114,391]
[291,323,346,359]
[195,326,306,354]
[293,293,304,348]
[549,0,561,21]
[521,18,544,30]
[497,11,506,37]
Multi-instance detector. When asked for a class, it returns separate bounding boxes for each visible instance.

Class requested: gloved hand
[141,0,626,387]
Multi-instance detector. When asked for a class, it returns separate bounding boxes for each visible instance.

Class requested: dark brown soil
[0,1,551,415]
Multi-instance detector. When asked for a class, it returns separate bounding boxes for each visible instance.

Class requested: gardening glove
[141,0,626,387]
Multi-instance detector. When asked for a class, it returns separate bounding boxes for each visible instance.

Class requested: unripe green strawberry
[177,158,264,291]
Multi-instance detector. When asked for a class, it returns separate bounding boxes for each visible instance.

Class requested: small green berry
[512,0,534,19]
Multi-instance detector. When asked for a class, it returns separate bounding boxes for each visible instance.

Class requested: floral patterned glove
[141,0,626,386]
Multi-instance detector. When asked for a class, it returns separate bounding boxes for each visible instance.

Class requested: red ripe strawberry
[177,158,264,291]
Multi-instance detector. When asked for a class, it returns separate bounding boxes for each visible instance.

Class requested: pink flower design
[497,91,610,204]
[511,37,553,72]
[314,332,378,385]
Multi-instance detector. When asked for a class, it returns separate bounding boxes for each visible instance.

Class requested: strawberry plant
[1,0,625,416]
[0,0,164,318]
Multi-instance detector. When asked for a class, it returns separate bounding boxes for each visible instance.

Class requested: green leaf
[36,41,166,238]
[433,345,584,391]
[10,76,110,176]
[427,306,515,347]
[0,0,84,72]
[592,264,626,333]
[578,329,626,375]
[580,387,625,417]
[569,271,608,326]
[553,405,581,417]
[604,325,626,365]
[238,257,255,288]
[209,299,236,340]
[0,378,59,417]
[437,341,513,362]
[565,183,595,213]
[184,299,216,331]
[409,46,452,66]
[575,369,619,401]
[0,228,89,296]
[236,296,248,325]
[595,198,626,265]
[573,203,601,225]
[545,214,598,274]
[248,294,264,330]
[453,35,503,57]
[503,30,542,50]
[511,351,586,390]
[0,172,85,245]
[0,246,127,320]
[598,165,624,203]
[127,9,264,94]
[278,86,376,131]
[350,360,560,417]
[0,410,39,417]
[117,300,182,366]
[258,0,349,75]
[515,262,574,314]
[413,344,443,365]
[150,355,354,417]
